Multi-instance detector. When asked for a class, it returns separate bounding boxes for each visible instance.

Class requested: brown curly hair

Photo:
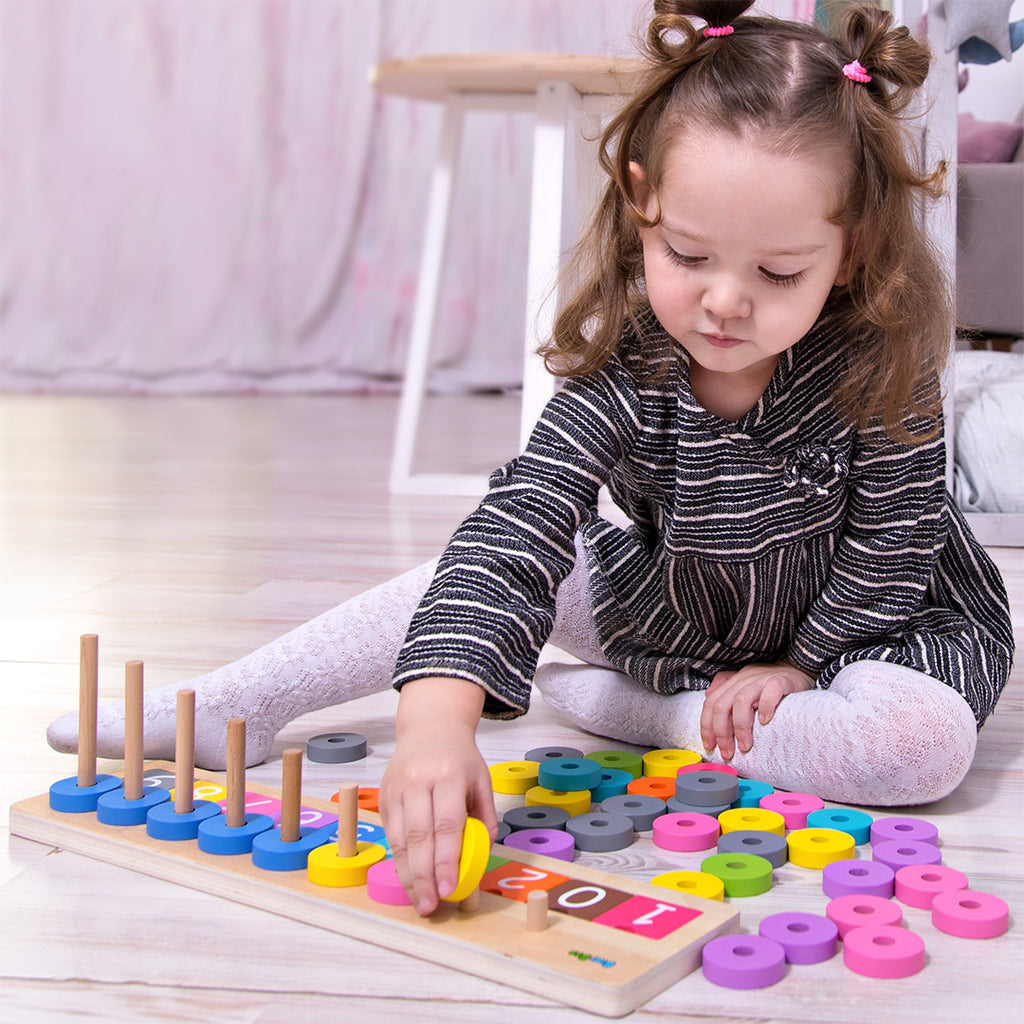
[540,0,950,440]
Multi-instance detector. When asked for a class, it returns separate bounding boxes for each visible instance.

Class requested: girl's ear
[628,161,649,200]
[627,161,657,222]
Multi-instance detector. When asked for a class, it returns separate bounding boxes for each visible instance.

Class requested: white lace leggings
[47,540,977,806]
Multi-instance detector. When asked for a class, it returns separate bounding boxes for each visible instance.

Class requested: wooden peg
[279,748,303,844]
[122,660,144,802]
[225,718,247,829]
[526,889,549,932]
[459,888,481,914]
[77,634,99,788]
[174,689,196,815]
[335,782,359,859]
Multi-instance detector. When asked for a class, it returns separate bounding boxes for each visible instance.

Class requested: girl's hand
[700,660,816,760]
[379,676,497,917]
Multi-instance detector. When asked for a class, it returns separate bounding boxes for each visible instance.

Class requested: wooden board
[10,762,740,1018]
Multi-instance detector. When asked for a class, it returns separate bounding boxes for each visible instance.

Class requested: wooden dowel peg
[225,719,247,829]
[279,748,303,844]
[122,660,144,802]
[174,689,196,815]
[459,888,481,914]
[526,889,549,932]
[77,634,99,788]
[335,782,359,859]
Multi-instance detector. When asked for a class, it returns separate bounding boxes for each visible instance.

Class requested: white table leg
[389,97,468,493]
[520,79,582,450]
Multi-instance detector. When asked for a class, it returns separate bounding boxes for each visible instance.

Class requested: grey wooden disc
[566,812,635,852]
[666,795,732,817]
[524,745,585,762]
[305,732,368,764]
[599,794,666,831]
[675,770,739,807]
[718,829,789,868]
[503,805,570,832]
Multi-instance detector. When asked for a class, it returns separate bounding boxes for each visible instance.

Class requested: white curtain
[0,0,803,394]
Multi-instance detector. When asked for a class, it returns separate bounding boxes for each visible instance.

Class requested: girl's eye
[760,267,806,288]
[664,247,704,267]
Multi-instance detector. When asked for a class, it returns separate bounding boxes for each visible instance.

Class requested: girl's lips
[700,333,746,349]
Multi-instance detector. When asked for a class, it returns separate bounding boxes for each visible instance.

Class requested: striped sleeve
[392,364,638,717]
[787,419,949,675]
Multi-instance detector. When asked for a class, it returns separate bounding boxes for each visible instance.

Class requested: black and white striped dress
[393,312,1013,728]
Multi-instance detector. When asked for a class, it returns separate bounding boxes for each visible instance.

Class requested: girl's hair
[540,0,950,440]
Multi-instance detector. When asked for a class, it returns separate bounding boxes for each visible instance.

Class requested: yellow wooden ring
[442,816,493,903]
[525,786,592,817]
[786,827,855,869]
[307,840,386,887]
[642,749,702,777]
[650,870,725,901]
[489,760,540,795]
[718,807,786,836]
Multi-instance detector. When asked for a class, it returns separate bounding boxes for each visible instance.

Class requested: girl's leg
[532,660,978,807]
[47,559,440,769]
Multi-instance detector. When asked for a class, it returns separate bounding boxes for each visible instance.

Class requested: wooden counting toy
[145,689,221,840]
[48,635,123,812]
[12,757,740,1017]
[197,718,275,855]
[307,783,386,887]
[250,749,331,870]
[95,660,171,825]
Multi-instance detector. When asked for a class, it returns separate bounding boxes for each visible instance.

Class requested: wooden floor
[1,393,1021,1023]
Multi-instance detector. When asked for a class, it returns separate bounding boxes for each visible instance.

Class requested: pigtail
[827,5,950,440]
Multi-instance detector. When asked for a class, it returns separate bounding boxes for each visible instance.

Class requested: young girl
[48,0,1013,919]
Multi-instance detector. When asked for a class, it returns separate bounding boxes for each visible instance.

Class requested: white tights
[47,546,977,806]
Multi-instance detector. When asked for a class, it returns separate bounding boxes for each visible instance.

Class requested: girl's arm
[379,675,496,917]
[787,420,949,675]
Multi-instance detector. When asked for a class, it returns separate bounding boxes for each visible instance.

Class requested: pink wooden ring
[653,812,720,851]
[894,864,969,909]
[366,858,413,906]
[931,889,1009,939]
[759,792,824,830]
[843,925,925,979]
[826,894,902,938]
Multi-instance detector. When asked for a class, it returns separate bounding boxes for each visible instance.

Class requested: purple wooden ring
[870,816,938,847]
[822,858,895,899]
[502,827,575,861]
[758,912,838,964]
[702,934,786,989]
[872,839,941,873]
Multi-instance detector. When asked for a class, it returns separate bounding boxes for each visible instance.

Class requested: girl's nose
[701,277,752,321]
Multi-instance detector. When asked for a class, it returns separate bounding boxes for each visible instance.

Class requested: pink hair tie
[704,25,735,38]
[842,59,872,84]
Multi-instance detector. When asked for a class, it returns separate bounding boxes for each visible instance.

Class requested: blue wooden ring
[197,812,276,855]
[145,799,222,841]
[250,826,330,871]
[96,786,171,825]
[48,774,122,813]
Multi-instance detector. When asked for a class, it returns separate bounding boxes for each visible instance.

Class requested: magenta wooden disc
[366,858,413,906]
[894,864,969,909]
[758,791,825,830]
[826,894,903,938]
[931,889,1009,938]
[842,925,925,978]
[652,812,720,851]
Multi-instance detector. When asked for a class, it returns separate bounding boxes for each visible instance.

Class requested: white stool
[371,54,641,494]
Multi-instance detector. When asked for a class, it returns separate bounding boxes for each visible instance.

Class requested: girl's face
[633,127,848,396]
